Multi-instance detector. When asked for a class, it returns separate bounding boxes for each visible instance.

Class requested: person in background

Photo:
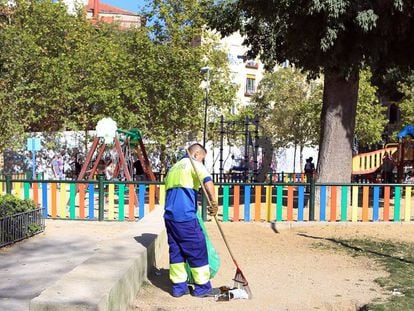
[304,157,315,192]
[133,157,145,181]
[73,156,82,179]
[51,154,63,180]
[381,151,395,183]
[163,143,219,298]
[405,171,414,184]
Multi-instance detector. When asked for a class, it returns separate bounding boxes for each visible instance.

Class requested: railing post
[6,175,12,194]
[309,176,315,221]
[98,176,105,221]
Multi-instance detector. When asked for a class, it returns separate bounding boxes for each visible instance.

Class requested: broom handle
[186,149,239,268]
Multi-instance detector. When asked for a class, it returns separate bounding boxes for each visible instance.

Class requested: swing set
[77,128,156,183]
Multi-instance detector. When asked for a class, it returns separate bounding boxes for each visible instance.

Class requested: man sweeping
[164,143,219,298]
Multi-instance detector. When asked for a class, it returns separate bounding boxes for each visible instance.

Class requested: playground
[133,221,414,310]
[1,123,414,311]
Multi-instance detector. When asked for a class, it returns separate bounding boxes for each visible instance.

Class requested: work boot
[190,287,221,298]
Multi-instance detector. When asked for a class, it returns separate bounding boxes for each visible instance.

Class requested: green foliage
[64,24,145,132]
[27,223,42,235]
[0,0,235,158]
[398,78,414,127]
[251,67,322,149]
[208,1,414,77]
[355,69,388,146]
[207,0,414,182]
[0,194,37,218]
[136,0,236,151]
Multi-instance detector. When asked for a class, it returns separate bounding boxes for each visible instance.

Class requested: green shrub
[0,194,37,218]
[27,223,42,235]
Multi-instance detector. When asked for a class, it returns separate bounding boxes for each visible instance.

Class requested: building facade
[62,0,142,29]
[220,32,265,111]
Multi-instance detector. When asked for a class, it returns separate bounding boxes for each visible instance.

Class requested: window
[281,60,290,68]
[389,104,399,124]
[245,75,256,96]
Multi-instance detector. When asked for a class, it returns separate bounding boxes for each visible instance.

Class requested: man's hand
[208,200,218,216]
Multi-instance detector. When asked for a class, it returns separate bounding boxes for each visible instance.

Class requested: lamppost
[200,66,210,148]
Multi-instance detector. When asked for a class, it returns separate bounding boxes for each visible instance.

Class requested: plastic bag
[186,211,220,283]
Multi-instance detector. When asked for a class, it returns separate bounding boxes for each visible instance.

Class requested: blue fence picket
[244,185,251,222]
[373,186,380,221]
[42,182,48,218]
[297,186,305,221]
[88,184,94,220]
[139,184,146,218]
[320,186,327,221]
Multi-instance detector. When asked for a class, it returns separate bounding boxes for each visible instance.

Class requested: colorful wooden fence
[0,179,413,222]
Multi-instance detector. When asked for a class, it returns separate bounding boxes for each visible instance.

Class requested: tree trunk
[317,69,359,183]
[299,144,304,173]
[293,142,297,172]
[84,129,88,153]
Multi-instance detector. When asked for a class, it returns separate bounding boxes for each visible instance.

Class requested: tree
[251,67,322,171]
[65,23,146,134]
[355,69,388,148]
[0,1,150,150]
[208,0,414,182]
[398,77,414,127]
[0,0,88,133]
[131,0,236,172]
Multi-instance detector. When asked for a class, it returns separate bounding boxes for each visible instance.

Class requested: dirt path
[132,222,414,311]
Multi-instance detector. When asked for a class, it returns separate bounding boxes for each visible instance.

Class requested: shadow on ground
[147,268,171,294]
[298,233,414,264]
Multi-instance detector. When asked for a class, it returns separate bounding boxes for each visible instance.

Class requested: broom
[186,148,252,299]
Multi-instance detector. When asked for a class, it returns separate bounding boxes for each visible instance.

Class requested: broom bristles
[233,268,253,299]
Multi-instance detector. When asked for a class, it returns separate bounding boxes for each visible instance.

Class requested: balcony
[245,60,259,69]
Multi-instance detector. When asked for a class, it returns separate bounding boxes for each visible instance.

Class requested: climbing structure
[352,125,414,182]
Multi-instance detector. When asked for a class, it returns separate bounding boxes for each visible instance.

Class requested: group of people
[50,154,83,180]
[93,155,145,182]
[378,151,413,184]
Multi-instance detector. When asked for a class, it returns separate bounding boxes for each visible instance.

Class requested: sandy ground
[132,221,414,311]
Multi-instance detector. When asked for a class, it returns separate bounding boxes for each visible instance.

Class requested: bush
[0,194,37,218]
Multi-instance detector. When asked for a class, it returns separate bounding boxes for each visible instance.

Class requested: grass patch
[315,237,414,310]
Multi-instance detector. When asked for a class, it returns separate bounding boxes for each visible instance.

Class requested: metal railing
[0,208,45,248]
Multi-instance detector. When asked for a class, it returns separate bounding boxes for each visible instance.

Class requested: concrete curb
[30,208,167,311]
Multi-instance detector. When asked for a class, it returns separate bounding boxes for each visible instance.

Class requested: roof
[87,0,138,16]
[397,125,414,139]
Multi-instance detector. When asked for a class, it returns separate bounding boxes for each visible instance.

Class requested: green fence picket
[118,184,125,221]
[276,185,283,221]
[24,182,30,200]
[223,185,229,222]
[394,186,401,221]
[341,186,348,221]
[70,183,76,219]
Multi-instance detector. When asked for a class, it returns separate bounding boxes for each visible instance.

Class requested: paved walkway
[0,220,139,311]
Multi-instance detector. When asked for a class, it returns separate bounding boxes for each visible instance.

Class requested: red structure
[86,0,142,29]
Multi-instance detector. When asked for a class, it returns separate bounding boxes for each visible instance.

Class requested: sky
[103,0,147,13]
